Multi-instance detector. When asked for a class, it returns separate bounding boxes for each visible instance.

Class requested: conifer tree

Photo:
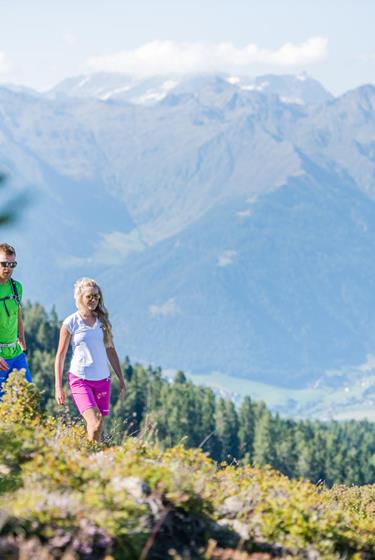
[215,398,239,462]
[238,395,256,463]
[252,403,276,467]
[200,388,221,460]
[274,418,298,477]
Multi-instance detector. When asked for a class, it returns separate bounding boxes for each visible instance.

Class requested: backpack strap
[10,279,21,307]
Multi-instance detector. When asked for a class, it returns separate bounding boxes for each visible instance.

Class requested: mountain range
[1,71,375,413]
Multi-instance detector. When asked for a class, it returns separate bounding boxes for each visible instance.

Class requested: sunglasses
[0,261,17,269]
[86,293,100,301]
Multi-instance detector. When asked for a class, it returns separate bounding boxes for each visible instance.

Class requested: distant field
[332,408,375,421]
[188,371,323,410]
[188,370,375,421]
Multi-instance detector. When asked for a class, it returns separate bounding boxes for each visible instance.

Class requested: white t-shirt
[63,311,110,381]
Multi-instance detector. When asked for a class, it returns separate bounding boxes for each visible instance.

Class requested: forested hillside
[23,302,375,487]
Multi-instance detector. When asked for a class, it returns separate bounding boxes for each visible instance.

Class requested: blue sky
[0,0,374,94]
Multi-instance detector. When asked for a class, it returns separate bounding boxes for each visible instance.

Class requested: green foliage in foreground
[0,373,374,560]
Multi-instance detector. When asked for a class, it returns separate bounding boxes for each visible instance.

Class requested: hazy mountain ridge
[1,72,375,405]
[47,71,333,106]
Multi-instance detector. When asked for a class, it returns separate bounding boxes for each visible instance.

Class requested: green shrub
[0,372,374,559]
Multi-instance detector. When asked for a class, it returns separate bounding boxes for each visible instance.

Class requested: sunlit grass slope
[0,372,374,560]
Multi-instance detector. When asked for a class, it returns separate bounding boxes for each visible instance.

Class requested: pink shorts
[68,373,111,416]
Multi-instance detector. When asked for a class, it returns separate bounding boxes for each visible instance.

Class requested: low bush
[0,372,374,559]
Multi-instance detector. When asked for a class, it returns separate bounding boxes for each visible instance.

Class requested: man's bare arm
[17,308,27,352]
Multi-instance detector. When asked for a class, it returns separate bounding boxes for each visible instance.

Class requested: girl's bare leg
[82,407,103,442]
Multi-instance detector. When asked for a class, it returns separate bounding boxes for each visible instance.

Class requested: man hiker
[0,243,31,397]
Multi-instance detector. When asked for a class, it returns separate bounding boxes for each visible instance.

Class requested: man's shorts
[68,373,111,417]
[0,352,32,398]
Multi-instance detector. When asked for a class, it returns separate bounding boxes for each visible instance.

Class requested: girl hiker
[0,243,31,398]
[55,278,126,441]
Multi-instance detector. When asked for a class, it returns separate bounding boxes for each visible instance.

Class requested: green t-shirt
[0,279,23,359]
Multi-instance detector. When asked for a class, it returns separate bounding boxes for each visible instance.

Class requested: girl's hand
[55,386,66,405]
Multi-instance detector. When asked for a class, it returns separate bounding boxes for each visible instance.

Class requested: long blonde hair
[74,277,114,348]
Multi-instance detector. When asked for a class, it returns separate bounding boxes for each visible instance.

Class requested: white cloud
[217,250,237,267]
[0,52,11,74]
[263,38,327,66]
[87,38,328,76]
[358,52,375,63]
[63,33,78,47]
[149,298,181,317]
